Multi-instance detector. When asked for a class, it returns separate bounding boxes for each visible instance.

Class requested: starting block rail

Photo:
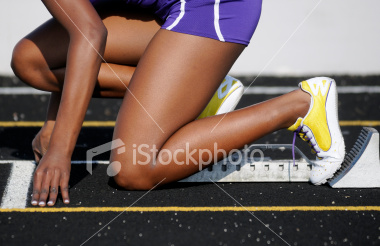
[180,144,313,182]
[181,127,380,188]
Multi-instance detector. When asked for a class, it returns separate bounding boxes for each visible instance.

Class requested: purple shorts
[91,0,262,45]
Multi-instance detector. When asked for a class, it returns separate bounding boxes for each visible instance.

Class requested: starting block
[180,127,380,188]
[328,127,380,188]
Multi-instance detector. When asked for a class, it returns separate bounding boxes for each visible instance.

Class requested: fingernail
[31,200,37,205]
[39,201,45,206]
[47,201,54,206]
[64,199,70,204]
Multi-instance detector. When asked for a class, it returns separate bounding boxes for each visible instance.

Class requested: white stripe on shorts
[166,0,186,30]
[214,0,225,42]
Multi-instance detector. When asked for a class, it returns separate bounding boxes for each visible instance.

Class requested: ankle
[296,89,311,118]
[284,89,311,129]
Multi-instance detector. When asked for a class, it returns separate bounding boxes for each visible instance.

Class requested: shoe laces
[292,125,320,166]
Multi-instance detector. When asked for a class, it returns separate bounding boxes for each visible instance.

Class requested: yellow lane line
[0,121,116,127]
[0,121,380,127]
[1,206,380,213]
[339,121,380,126]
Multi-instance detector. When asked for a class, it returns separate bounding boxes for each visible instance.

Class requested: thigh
[111,29,245,175]
[21,2,162,69]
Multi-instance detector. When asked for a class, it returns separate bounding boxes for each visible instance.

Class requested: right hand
[32,126,52,164]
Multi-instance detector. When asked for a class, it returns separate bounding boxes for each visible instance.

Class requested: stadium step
[181,127,380,188]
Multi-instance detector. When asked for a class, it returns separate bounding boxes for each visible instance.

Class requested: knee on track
[113,168,158,191]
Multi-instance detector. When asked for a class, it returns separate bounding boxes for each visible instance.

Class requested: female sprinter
[11,0,345,207]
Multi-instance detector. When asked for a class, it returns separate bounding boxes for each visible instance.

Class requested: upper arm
[41,0,107,40]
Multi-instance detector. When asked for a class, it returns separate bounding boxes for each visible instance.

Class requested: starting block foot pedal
[328,127,380,188]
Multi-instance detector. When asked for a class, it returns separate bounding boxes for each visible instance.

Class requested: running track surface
[1,75,380,246]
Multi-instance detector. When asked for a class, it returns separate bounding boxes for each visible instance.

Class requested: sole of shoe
[198,76,244,119]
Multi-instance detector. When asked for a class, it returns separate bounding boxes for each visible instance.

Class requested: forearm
[49,35,106,155]
[41,0,107,156]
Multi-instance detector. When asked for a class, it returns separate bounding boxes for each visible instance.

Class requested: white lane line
[0,87,50,95]
[337,86,380,94]
[1,161,35,209]
[1,86,380,95]
[244,86,380,94]
[244,86,296,94]
[0,160,109,164]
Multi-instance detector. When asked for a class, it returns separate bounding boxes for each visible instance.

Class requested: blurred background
[1,0,380,76]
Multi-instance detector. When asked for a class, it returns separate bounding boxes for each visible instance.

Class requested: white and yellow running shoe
[198,75,244,119]
[288,77,345,185]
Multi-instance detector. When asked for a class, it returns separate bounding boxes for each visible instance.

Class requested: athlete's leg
[11,3,161,98]
[111,30,310,190]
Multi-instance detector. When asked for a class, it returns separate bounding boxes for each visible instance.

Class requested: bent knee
[11,39,47,89]
[113,169,157,191]
[11,40,32,78]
